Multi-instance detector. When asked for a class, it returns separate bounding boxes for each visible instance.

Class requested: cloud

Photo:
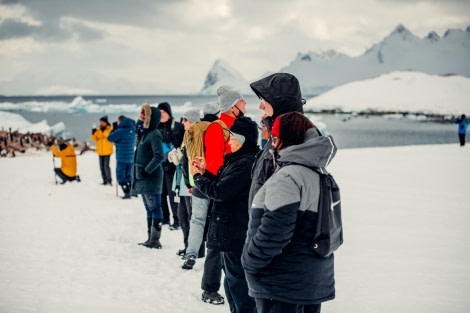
[0,17,106,42]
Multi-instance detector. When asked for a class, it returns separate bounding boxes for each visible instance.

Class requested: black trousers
[161,166,178,224]
[178,196,192,248]
[54,168,76,183]
[201,248,222,292]
[459,133,466,146]
[99,155,112,183]
[222,252,256,313]
[255,298,321,313]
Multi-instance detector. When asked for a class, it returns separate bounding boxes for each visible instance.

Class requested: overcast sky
[0,0,469,95]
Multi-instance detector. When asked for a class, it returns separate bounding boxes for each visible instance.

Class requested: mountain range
[200,25,470,95]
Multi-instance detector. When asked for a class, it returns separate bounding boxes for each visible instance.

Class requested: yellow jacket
[51,144,77,177]
[91,125,114,156]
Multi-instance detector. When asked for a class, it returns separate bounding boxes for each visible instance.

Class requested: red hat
[271,117,280,137]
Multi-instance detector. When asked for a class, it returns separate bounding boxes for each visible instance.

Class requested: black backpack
[309,167,343,258]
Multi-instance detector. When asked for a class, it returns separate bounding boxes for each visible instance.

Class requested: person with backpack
[133,103,165,249]
[182,86,246,306]
[173,108,205,258]
[242,112,337,313]
[248,73,305,206]
[158,102,185,229]
[91,115,114,186]
[190,117,259,313]
[108,115,136,199]
[454,114,468,146]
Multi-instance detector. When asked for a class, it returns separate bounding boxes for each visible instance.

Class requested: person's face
[271,135,282,151]
[99,120,107,128]
[160,110,170,123]
[140,111,146,122]
[182,118,192,131]
[229,134,243,153]
[231,99,247,117]
[259,98,274,117]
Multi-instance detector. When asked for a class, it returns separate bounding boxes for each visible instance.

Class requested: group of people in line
[44,71,468,313]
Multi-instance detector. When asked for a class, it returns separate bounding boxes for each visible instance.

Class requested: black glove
[91,128,97,135]
[46,141,54,147]
[141,169,151,178]
[112,122,118,129]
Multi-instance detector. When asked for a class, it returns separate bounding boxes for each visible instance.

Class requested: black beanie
[158,102,172,118]
[100,115,109,125]
[230,117,259,147]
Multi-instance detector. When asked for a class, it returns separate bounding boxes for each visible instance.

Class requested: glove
[141,169,151,178]
[91,128,97,135]
[112,122,118,129]
[46,141,54,147]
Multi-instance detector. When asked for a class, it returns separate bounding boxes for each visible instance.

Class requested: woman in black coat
[190,117,259,313]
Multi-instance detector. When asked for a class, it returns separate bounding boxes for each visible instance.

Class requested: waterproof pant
[222,252,256,313]
[161,166,178,225]
[99,155,112,183]
[255,299,321,313]
[116,161,132,184]
[54,168,76,183]
[201,248,222,293]
[142,194,163,220]
[185,193,210,258]
[177,196,192,248]
[459,133,466,146]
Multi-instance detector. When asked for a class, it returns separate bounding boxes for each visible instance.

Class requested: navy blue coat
[108,117,136,163]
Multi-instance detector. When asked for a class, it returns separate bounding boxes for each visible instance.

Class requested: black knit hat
[158,102,172,118]
[230,117,258,147]
[100,115,109,125]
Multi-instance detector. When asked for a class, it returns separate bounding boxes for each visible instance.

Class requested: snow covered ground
[1,144,469,313]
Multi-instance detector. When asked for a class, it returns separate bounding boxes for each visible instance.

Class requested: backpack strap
[211,119,230,142]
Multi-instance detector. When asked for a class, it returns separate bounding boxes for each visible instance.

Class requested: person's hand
[188,188,192,195]
[141,169,151,178]
[190,157,205,176]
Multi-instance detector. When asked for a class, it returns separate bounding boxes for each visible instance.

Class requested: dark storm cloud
[0,18,106,42]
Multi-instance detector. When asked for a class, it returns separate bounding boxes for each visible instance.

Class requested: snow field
[0,144,469,312]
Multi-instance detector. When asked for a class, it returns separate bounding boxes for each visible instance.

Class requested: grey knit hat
[182,108,201,123]
[203,102,220,116]
[217,85,243,113]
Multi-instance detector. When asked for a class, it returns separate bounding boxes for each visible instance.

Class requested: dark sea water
[0,95,461,149]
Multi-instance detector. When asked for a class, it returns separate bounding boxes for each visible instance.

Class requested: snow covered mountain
[282,24,470,95]
[304,71,470,115]
[199,59,251,95]
[199,25,470,96]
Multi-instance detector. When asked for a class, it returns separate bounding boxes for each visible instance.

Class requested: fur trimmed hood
[140,103,160,130]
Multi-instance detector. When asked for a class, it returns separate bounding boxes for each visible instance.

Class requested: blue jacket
[242,129,337,305]
[455,117,468,134]
[108,117,136,163]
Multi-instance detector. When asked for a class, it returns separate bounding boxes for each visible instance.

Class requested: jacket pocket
[208,214,230,247]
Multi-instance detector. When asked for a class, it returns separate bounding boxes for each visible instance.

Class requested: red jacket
[203,113,235,175]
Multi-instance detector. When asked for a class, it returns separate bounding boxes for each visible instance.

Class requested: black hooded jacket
[248,73,305,205]
[157,102,185,171]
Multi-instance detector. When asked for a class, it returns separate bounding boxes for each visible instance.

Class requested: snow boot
[120,182,131,199]
[142,219,162,249]
[182,255,196,270]
[201,291,225,305]
[138,218,152,246]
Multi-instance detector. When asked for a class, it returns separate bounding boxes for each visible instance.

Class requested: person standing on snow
[454,114,468,146]
[132,103,165,249]
[190,117,259,313]
[182,86,247,306]
[247,73,305,206]
[242,112,337,313]
[158,102,185,229]
[108,115,136,199]
[91,116,114,185]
